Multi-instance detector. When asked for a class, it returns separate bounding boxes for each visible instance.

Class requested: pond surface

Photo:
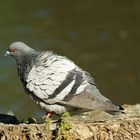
[0,0,140,119]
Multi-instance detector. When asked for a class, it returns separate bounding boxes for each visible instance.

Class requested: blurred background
[0,0,140,120]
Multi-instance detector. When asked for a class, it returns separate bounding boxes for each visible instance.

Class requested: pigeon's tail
[105,106,124,115]
[104,103,124,115]
[84,86,124,115]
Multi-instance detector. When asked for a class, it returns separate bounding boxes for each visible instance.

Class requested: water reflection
[0,0,139,119]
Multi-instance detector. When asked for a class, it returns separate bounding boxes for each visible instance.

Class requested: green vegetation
[55,112,73,140]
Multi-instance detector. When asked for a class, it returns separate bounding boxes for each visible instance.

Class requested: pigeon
[5,42,123,115]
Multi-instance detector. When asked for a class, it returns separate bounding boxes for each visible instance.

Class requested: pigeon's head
[5,42,37,59]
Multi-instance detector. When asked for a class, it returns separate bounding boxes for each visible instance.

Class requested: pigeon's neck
[17,54,38,82]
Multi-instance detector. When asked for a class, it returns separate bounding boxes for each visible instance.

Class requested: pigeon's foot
[43,111,55,119]
[43,111,62,130]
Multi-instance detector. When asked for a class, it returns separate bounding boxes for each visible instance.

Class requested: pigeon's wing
[26,52,87,105]
[58,70,121,113]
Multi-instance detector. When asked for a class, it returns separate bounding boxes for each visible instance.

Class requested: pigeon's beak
[4,51,11,56]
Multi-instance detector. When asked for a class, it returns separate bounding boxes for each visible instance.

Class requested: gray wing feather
[60,85,120,112]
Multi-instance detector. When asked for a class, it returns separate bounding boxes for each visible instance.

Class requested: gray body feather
[6,42,122,115]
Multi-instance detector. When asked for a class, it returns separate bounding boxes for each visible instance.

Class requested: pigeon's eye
[11,48,17,52]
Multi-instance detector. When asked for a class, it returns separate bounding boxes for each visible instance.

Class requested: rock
[0,104,139,140]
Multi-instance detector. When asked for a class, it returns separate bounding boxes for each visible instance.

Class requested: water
[0,0,140,119]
